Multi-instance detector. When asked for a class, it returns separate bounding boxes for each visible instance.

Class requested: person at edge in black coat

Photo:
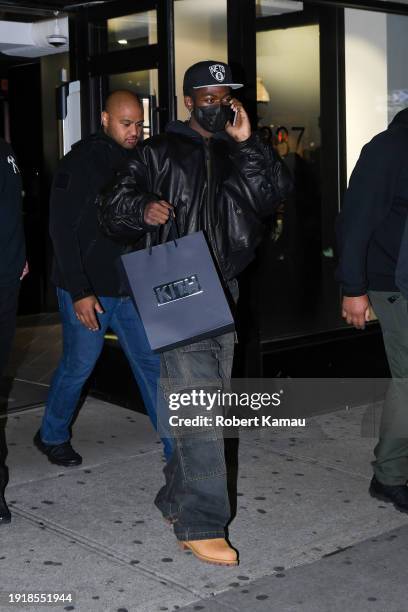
[0,139,28,524]
[337,107,408,514]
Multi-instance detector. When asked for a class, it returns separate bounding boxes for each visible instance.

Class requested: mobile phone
[232,109,238,127]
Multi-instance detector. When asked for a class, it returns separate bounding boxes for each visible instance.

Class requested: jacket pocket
[226,199,263,253]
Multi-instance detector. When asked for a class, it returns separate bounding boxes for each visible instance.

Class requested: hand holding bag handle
[146,210,179,255]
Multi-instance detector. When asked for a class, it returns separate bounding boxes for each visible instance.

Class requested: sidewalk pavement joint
[9,505,198,599]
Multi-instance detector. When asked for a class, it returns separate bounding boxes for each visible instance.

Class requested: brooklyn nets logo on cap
[209,64,226,83]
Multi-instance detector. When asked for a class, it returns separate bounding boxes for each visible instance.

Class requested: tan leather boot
[178,538,238,566]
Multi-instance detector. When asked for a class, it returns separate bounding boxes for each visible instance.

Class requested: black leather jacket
[97,121,291,281]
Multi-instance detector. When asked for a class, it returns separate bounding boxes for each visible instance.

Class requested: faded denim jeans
[154,329,235,541]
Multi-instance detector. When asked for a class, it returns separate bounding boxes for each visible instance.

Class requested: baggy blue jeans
[40,288,173,460]
[154,330,235,541]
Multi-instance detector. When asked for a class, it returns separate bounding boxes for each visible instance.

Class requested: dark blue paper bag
[120,231,235,352]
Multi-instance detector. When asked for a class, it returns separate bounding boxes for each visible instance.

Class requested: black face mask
[192,103,234,133]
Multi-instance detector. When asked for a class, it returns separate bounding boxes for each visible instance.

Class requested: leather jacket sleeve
[230,133,292,216]
[97,147,159,242]
[97,131,292,259]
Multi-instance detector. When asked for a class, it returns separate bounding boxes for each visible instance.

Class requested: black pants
[0,283,19,467]
[0,283,19,379]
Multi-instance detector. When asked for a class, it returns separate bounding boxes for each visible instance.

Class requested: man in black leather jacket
[98,61,291,566]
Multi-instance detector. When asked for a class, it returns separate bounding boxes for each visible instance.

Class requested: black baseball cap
[183,60,243,95]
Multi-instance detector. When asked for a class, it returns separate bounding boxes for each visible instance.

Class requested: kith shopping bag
[120,230,235,352]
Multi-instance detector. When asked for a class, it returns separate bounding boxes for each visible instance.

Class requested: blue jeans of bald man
[40,288,173,460]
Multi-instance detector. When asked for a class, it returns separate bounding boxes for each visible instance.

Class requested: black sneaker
[33,431,82,467]
[369,475,408,513]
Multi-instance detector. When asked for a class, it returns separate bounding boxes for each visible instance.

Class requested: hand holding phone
[225,99,251,142]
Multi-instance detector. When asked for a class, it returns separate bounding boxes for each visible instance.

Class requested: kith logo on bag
[154,275,202,306]
[209,64,226,83]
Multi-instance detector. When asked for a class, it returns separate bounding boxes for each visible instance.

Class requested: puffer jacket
[97,120,291,281]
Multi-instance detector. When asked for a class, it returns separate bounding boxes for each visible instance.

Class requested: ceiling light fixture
[47,11,68,48]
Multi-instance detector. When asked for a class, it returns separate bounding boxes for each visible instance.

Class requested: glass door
[69,0,175,136]
[254,14,325,342]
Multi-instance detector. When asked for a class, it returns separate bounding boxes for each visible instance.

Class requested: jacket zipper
[204,139,223,272]
[204,140,211,212]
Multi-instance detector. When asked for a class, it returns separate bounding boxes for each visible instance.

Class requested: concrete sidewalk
[1,393,408,612]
